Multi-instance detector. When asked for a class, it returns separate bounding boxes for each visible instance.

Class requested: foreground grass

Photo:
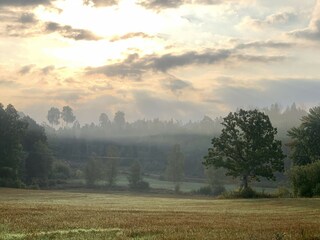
[0,188,319,239]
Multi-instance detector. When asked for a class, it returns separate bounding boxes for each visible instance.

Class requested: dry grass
[0,188,319,239]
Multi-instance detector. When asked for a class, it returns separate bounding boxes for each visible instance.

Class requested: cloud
[238,11,298,30]
[109,32,156,42]
[17,12,37,23]
[0,0,52,7]
[162,76,193,93]
[138,0,186,10]
[288,0,320,41]
[18,64,35,75]
[0,79,18,87]
[138,0,251,11]
[236,40,294,49]
[83,0,118,7]
[87,50,232,78]
[45,22,102,41]
[215,78,320,108]
[87,49,285,78]
[41,65,55,75]
[133,90,206,120]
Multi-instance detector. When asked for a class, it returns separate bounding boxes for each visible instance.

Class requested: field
[0,188,320,240]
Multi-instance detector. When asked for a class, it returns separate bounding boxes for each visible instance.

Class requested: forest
[1,102,319,197]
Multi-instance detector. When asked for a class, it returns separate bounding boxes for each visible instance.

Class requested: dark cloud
[138,0,249,11]
[162,76,192,93]
[45,22,102,41]
[87,49,285,78]
[110,32,156,42]
[138,0,186,10]
[0,0,52,7]
[17,12,37,23]
[41,65,55,75]
[83,0,118,7]
[235,54,285,63]
[236,40,294,49]
[87,50,231,78]
[18,64,35,75]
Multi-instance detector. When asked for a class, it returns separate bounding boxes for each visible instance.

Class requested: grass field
[0,188,319,240]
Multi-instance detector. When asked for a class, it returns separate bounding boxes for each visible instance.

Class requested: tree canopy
[288,106,320,165]
[203,109,285,189]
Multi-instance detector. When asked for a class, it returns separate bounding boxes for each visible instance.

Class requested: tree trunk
[241,175,248,190]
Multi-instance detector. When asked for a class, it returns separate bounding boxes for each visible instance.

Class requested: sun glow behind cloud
[1,0,320,123]
[33,0,174,67]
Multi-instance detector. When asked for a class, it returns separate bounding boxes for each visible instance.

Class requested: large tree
[203,109,285,190]
[61,106,76,127]
[99,113,110,128]
[0,104,27,186]
[47,107,60,127]
[22,116,53,186]
[288,106,320,166]
[113,111,125,130]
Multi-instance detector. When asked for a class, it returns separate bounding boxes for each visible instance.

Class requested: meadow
[0,188,320,240]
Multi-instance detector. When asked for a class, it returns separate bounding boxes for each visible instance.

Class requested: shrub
[276,187,292,198]
[238,187,257,198]
[51,161,71,180]
[212,185,226,196]
[130,180,150,191]
[290,161,320,197]
[194,185,226,196]
[195,186,212,195]
[222,188,271,199]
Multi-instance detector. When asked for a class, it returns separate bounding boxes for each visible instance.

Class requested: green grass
[1,188,319,239]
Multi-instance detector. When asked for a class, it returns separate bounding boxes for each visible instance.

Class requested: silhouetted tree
[47,107,60,127]
[0,104,27,187]
[61,106,76,127]
[25,141,53,186]
[113,111,125,130]
[203,109,285,190]
[99,113,110,128]
[22,116,52,186]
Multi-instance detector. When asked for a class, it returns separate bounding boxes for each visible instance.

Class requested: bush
[196,186,212,195]
[276,187,292,198]
[194,185,226,196]
[222,187,271,199]
[130,180,150,191]
[290,161,320,197]
[238,187,257,198]
[212,185,226,196]
[51,161,71,180]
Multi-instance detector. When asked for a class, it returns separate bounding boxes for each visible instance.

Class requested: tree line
[1,102,319,197]
[0,104,52,187]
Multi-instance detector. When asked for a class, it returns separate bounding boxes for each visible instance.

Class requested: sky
[1,0,320,124]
